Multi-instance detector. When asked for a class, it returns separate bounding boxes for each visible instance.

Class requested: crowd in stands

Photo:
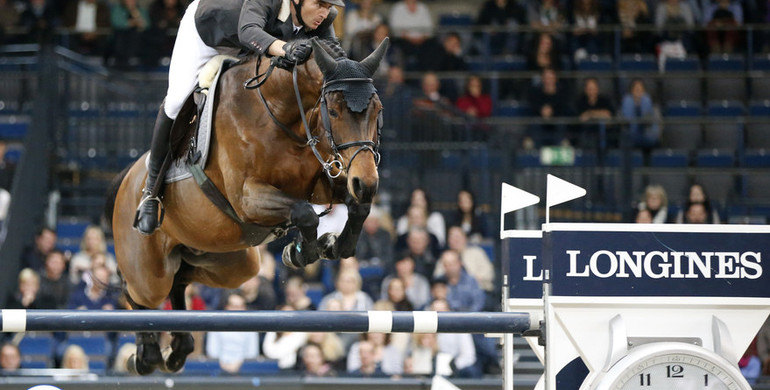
[0,186,503,378]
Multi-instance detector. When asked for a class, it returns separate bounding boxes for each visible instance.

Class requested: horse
[104,37,389,375]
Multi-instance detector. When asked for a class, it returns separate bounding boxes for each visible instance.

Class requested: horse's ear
[311,38,337,75]
[359,37,390,77]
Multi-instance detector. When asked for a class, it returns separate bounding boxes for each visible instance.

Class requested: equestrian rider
[134,0,346,235]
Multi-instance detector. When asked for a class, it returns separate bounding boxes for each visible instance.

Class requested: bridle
[245,56,382,181]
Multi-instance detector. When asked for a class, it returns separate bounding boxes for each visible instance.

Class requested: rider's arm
[238,0,284,56]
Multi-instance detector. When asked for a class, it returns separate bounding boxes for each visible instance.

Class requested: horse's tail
[103,162,134,233]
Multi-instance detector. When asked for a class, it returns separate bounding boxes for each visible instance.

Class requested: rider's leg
[133,0,217,235]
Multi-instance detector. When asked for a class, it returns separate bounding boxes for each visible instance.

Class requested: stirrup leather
[133,189,166,229]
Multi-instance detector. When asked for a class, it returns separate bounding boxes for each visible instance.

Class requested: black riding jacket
[195,0,340,56]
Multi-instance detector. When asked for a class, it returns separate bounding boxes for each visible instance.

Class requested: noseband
[246,57,382,181]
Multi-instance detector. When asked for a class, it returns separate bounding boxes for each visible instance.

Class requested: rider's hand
[282,39,313,64]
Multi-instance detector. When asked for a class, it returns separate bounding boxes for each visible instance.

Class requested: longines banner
[506,236,543,299]
[543,224,770,298]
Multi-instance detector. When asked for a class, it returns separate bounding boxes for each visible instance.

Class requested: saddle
[158,55,240,183]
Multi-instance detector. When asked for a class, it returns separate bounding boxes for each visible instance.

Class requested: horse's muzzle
[351,176,378,204]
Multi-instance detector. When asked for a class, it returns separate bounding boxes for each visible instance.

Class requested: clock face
[609,351,746,390]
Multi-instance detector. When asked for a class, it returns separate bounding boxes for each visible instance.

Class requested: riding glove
[282,39,313,64]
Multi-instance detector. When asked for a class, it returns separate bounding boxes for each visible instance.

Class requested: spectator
[674,184,720,223]
[430,299,479,378]
[284,276,316,311]
[617,0,652,53]
[319,268,373,311]
[621,78,660,153]
[400,228,439,280]
[69,225,117,286]
[683,201,711,223]
[6,268,52,309]
[356,205,394,270]
[146,0,185,64]
[61,344,89,370]
[575,77,615,148]
[343,0,383,52]
[383,277,413,311]
[206,292,259,373]
[413,72,453,111]
[348,340,387,377]
[237,274,276,311]
[305,332,345,370]
[263,305,309,369]
[704,0,742,53]
[112,343,137,374]
[528,0,567,35]
[429,277,449,303]
[635,208,653,223]
[380,254,431,309]
[655,0,696,52]
[67,265,118,310]
[110,0,150,68]
[475,0,526,55]
[427,32,468,72]
[18,0,57,43]
[350,22,394,77]
[21,226,57,272]
[38,250,71,309]
[638,184,671,224]
[447,189,490,243]
[439,250,486,313]
[388,0,434,70]
[436,227,495,297]
[527,68,572,147]
[0,0,20,46]
[347,333,404,375]
[571,0,605,60]
[526,32,562,72]
[741,338,762,384]
[396,188,447,247]
[756,315,770,374]
[62,0,110,56]
[0,343,21,371]
[405,333,452,376]
[0,139,16,191]
[301,343,336,377]
[455,75,493,119]
[395,206,440,256]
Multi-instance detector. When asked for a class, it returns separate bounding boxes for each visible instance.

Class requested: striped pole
[0,310,529,334]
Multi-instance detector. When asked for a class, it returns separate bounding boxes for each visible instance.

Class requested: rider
[134,0,346,235]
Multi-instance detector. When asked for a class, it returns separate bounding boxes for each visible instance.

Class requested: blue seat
[467,57,488,71]
[19,335,54,365]
[240,359,280,375]
[359,265,384,280]
[696,149,734,167]
[0,119,28,139]
[708,100,746,116]
[306,286,324,308]
[438,13,473,26]
[181,360,221,376]
[619,54,656,71]
[66,334,110,358]
[649,149,689,167]
[664,56,700,71]
[515,151,541,168]
[56,220,90,240]
[665,100,701,117]
[742,149,770,167]
[495,100,529,117]
[749,100,770,116]
[4,147,23,164]
[576,55,613,71]
[604,150,643,167]
[707,54,745,71]
[492,55,526,71]
[752,54,770,70]
[20,361,48,369]
[439,150,463,169]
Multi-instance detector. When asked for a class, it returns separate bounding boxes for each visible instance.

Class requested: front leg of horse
[319,198,371,260]
[282,201,322,269]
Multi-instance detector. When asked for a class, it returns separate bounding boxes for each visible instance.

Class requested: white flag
[501,182,540,214]
[545,174,586,208]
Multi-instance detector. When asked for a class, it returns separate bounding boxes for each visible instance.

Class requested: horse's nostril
[352,177,363,198]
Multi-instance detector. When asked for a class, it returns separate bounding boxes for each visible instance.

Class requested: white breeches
[164,0,219,119]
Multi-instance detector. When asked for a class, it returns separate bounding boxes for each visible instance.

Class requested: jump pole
[0,310,529,334]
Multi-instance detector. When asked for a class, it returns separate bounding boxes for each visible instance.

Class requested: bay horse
[105,38,389,375]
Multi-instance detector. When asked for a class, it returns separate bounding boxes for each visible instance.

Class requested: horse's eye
[329,109,339,118]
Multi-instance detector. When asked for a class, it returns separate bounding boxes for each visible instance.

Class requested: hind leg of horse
[124,295,164,375]
[319,197,371,260]
[282,201,322,268]
[161,279,195,373]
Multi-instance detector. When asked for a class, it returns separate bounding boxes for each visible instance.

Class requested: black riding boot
[133,104,173,235]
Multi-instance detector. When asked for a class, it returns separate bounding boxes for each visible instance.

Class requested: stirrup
[132,190,166,233]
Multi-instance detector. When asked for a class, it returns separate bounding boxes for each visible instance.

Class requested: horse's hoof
[282,244,303,269]
[318,232,338,260]
[127,353,157,376]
